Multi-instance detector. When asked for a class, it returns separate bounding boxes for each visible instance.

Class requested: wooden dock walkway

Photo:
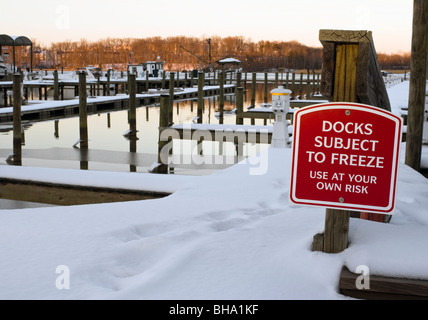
[339,266,428,300]
[0,165,198,205]
[0,85,235,123]
[169,123,277,144]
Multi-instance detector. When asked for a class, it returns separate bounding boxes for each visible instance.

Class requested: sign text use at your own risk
[289,102,402,214]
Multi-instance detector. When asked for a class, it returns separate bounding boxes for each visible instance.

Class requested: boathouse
[127,60,165,78]
[216,57,242,72]
[0,34,33,73]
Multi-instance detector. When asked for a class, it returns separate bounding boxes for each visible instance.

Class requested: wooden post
[106,70,111,96]
[128,73,137,140]
[78,71,88,149]
[236,87,244,125]
[314,29,391,253]
[12,74,22,166]
[145,71,149,92]
[299,72,304,99]
[161,71,166,89]
[168,72,175,126]
[251,72,256,107]
[291,73,296,98]
[405,0,428,171]
[53,70,59,100]
[319,30,390,110]
[197,72,204,124]
[317,73,321,94]
[128,73,137,173]
[219,71,224,124]
[155,94,170,174]
[264,72,268,103]
[236,71,242,87]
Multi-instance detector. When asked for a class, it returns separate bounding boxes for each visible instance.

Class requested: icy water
[0,82,280,209]
[0,84,275,176]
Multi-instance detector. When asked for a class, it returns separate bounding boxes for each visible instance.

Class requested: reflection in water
[0,84,273,175]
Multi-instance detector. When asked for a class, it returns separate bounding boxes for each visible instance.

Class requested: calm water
[0,84,275,176]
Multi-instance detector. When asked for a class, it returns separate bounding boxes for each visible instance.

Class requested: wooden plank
[319,29,372,43]
[345,44,358,102]
[333,44,346,101]
[339,267,428,300]
[405,0,428,171]
[367,42,391,110]
[320,42,335,100]
[0,178,170,206]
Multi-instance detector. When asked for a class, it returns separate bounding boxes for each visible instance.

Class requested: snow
[0,79,428,300]
[0,85,235,116]
[218,58,241,63]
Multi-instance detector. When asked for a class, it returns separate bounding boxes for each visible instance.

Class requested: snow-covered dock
[0,165,199,205]
[0,85,235,123]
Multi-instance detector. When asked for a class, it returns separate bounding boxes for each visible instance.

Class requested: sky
[1,0,413,53]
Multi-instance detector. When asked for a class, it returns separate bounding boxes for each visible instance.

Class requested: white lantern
[270,86,292,148]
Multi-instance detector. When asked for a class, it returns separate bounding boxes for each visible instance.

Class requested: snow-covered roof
[217,57,241,64]
[0,34,32,46]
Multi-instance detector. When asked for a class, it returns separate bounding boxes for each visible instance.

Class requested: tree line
[6,36,410,72]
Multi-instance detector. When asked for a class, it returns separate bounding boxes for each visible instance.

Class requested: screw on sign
[289,102,402,214]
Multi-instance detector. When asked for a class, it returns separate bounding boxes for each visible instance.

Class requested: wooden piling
[236,71,242,87]
[197,72,204,124]
[219,71,224,124]
[53,70,59,100]
[145,71,149,92]
[305,71,311,99]
[154,94,170,174]
[251,72,256,107]
[128,73,137,139]
[162,71,166,89]
[299,72,304,99]
[78,71,88,149]
[264,72,268,103]
[405,0,428,172]
[12,74,22,166]
[291,73,296,98]
[236,87,244,125]
[106,70,111,96]
[168,72,175,126]
[314,29,391,253]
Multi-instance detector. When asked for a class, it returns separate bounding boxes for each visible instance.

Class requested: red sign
[289,102,402,214]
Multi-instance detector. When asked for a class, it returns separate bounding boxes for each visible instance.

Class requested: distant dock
[0,84,235,123]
